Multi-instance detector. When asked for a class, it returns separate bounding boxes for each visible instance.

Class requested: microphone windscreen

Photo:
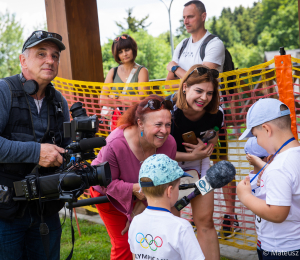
[206,160,236,189]
[79,137,106,151]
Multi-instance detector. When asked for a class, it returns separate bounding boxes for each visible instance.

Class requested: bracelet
[131,211,136,217]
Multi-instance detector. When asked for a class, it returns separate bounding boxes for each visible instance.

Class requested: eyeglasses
[113,35,130,42]
[185,67,219,82]
[142,99,173,111]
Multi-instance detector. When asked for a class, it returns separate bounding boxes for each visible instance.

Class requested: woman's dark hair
[111,34,138,64]
[117,95,170,128]
[176,64,219,114]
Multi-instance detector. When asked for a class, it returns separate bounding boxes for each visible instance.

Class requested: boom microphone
[66,137,106,152]
[175,160,236,211]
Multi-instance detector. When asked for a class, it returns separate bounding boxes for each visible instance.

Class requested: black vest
[0,74,65,187]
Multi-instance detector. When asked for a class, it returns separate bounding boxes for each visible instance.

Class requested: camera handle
[66,196,110,209]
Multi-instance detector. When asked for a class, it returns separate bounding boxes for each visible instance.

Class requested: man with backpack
[166,0,240,240]
[166,0,225,80]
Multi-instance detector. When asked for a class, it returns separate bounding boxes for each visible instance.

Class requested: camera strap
[65,208,75,260]
[31,165,51,260]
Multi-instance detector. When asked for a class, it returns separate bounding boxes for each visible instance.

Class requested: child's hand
[246,153,265,168]
[237,176,252,203]
[257,170,264,186]
[121,220,130,235]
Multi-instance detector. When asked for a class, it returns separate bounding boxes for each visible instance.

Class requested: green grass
[60,218,231,260]
[60,218,111,260]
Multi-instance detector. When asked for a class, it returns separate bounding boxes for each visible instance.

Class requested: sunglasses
[114,35,130,42]
[33,30,62,41]
[142,99,173,111]
[185,67,219,82]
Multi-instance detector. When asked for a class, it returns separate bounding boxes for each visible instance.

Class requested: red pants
[89,187,132,260]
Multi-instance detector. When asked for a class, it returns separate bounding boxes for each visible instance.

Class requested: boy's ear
[166,185,173,198]
[262,123,272,137]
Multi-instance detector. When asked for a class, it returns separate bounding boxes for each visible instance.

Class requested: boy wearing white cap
[128,154,205,260]
[237,98,300,259]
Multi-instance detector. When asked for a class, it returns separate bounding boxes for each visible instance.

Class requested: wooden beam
[45,0,104,82]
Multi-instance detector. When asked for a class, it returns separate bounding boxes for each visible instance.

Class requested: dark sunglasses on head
[185,66,219,82]
[33,30,62,41]
[142,99,173,111]
[22,30,63,52]
[114,35,130,42]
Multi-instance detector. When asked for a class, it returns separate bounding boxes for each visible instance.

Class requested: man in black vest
[0,31,71,260]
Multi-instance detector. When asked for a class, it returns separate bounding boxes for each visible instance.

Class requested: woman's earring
[141,131,143,137]
[183,90,186,94]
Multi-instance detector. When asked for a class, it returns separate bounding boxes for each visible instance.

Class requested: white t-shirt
[254,147,300,252]
[172,30,225,72]
[129,208,205,260]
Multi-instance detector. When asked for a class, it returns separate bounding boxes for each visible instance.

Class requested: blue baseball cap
[139,154,193,187]
[244,137,269,158]
[239,98,290,140]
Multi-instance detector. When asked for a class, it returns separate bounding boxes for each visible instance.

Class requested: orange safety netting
[52,55,298,251]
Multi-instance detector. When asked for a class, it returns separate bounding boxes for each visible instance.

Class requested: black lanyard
[250,137,295,185]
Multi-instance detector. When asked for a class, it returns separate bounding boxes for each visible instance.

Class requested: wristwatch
[171,65,180,77]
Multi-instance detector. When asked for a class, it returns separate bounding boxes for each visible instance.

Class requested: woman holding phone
[170,64,223,260]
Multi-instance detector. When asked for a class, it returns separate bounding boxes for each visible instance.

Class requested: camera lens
[94,162,111,187]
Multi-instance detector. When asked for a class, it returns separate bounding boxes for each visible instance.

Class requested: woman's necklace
[138,135,156,164]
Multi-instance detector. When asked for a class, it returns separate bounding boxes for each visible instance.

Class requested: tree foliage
[116,8,151,33]
[0,11,23,78]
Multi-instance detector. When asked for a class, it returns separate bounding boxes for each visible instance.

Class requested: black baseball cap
[22,30,66,53]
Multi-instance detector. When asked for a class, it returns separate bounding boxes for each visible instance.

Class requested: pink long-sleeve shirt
[92,127,177,220]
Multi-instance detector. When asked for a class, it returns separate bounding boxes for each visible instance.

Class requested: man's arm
[0,80,40,164]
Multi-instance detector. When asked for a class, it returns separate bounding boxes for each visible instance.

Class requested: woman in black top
[171,64,223,260]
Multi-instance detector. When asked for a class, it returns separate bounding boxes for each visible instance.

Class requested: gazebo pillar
[45,0,104,82]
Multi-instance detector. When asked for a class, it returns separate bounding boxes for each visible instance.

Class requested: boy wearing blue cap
[128,154,205,260]
[244,137,271,191]
[237,98,300,259]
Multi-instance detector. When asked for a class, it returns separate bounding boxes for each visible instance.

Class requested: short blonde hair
[176,64,219,114]
[141,177,180,198]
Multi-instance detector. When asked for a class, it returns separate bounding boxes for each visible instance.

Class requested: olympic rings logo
[135,233,163,251]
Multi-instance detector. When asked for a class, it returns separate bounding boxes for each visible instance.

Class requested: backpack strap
[178,38,189,60]
[113,66,119,81]
[200,34,217,61]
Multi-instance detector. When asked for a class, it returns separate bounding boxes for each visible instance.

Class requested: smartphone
[182,131,198,145]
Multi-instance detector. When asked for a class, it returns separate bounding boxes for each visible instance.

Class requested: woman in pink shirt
[90,95,177,260]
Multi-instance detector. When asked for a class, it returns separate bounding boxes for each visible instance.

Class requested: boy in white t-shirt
[128,154,205,260]
[237,98,300,259]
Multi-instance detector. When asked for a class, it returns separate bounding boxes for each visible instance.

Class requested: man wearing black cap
[0,31,71,260]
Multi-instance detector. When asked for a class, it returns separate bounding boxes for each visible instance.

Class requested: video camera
[13,102,111,203]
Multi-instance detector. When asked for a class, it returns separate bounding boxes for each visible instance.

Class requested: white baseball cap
[239,98,290,140]
[244,137,269,158]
